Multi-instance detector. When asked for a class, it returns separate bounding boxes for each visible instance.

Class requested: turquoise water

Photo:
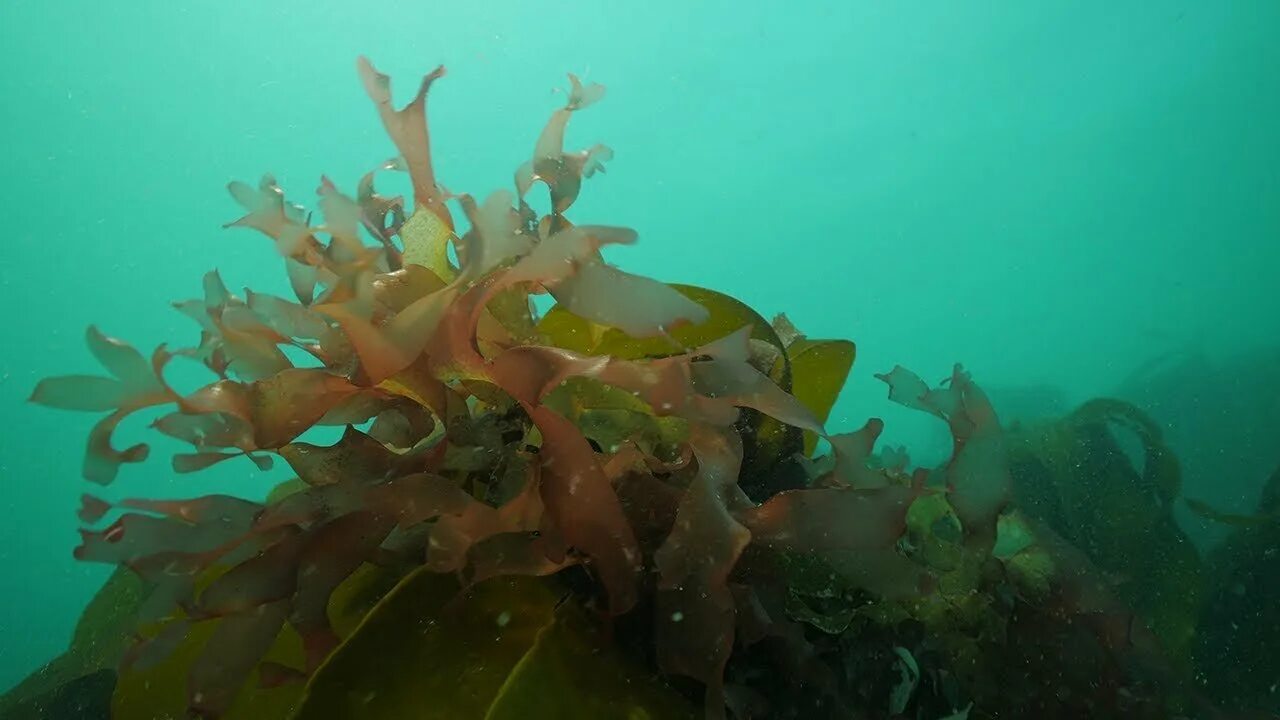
[1,0,1277,708]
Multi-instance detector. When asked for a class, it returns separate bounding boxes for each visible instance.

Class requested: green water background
[1,0,1277,691]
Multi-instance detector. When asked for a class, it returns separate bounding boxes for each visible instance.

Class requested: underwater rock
[1193,464,1280,715]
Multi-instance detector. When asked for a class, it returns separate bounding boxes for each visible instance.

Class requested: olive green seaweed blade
[290,569,696,720]
[484,603,698,720]
[784,338,855,456]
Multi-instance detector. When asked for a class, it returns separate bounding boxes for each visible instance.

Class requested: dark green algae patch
[6,57,1279,720]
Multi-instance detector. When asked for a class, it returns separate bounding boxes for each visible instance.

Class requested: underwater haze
[1,0,1278,715]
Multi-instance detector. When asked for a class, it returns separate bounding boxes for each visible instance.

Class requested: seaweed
[7,57,1220,720]
[1006,398,1203,662]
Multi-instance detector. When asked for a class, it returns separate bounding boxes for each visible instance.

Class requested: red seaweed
[27,59,1023,719]
[877,364,1011,541]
